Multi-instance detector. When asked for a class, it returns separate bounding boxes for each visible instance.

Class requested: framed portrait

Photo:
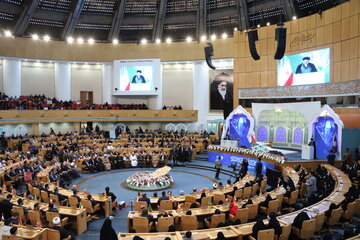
[209,69,234,111]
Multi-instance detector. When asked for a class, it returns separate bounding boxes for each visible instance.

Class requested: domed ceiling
[0,0,347,43]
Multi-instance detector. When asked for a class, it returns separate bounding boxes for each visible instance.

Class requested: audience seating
[275,223,291,240]
[159,200,173,210]
[133,216,153,233]
[204,213,226,228]
[229,207,249,224]
[342,201,356,220]
[247,203,259,220]
[135,201,148,211]
[249,228,275,240]
[291,219,316,239]
[46,212,69,227]
[325,207,342,226]
[213,194,225,204]
[283,190,299,205]
[180,215,198,230]
[260,199,279,215]
[81,199,100,215]
[156,216,175,232]
[242,187,251,199]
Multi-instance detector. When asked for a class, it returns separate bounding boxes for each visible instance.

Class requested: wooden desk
[0,225,47,240]
[118,232,179,240]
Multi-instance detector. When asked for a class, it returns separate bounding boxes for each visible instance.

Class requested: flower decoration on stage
[126,168,174,188]
[207,145,285,164]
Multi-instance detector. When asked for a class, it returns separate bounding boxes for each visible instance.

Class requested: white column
[193,61,209,126]
[102,64,114,104]
[3,59,21,97]
[54,62,71,101]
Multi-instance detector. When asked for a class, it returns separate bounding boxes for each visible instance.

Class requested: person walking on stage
[255,158,263,180]
[215,157,222,180]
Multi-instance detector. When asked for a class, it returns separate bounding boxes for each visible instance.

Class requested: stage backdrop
[208,151,275,175]
[252,102,321,149]
[209,69,233,111]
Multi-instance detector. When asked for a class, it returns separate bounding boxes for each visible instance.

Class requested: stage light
[32,34,39,40]
[293,16,297,20]
[186,36,192,42]
[141,38,147,44]
[211,34,216,40]
[166,38,172,43]
[267,22,270,26]
[112,39,118,44]
[77,38,84,44]
[4,30,12,37]
[43,35,50,41]
[234,27,238,31]
[155,38,161,44]
[201,35,206,41]
[88,38,94,44]
[67,37,74,43]
[221,33,227,39]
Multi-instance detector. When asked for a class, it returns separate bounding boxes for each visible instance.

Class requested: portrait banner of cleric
[210,71,233,113]
[295,56,318,74]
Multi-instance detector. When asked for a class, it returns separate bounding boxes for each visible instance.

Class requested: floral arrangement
[207,145,285,164]
[126,171,174,188]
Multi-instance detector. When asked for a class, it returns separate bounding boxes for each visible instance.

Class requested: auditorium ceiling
[0,0,347,43]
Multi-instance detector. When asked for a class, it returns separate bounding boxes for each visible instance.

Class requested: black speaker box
[274,28,287,59]
[248,30,260,60]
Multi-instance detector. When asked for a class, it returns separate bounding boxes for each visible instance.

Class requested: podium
[221,140,238,147]
[301,145,314,160]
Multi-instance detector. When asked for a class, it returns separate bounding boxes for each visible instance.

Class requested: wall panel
[21,62,55,97]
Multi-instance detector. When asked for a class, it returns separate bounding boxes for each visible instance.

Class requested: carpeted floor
[72,157,226,240]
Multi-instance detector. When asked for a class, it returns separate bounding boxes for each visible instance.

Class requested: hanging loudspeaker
[204,43,216,70]
[274,27,287,60]
[248,30,260,61]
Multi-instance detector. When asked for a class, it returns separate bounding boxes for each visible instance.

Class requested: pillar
[102,64,114,104]
[73,122,80,133]
[193,61,209,126]
[54,62,71,101]
[3,59,21,97]
[32,123,39,136]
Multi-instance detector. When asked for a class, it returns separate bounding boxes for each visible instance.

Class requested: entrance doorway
[80,91,93,106]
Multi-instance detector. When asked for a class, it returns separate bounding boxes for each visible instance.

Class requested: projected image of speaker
[248,30,260,60]
[274,27,287,60]
[204,43,216,70]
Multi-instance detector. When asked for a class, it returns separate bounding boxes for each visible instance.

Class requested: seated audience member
[52,217,75,240]
[215,232,226,240]
[138,193,151,205]
[48,203,58,213]
[168,224,176,232]
[100,218,117,240]
[229,202,238,216]
[5,212,20,226]
[293,211,310,229]
[52,187,67,205]
[10,226,18,236]
[268,212,282,236]
[140,209,153,221]
[158,191,169,204]
[343,227,355,239]
[183,231,193,240]
[16,198,29,215]
[259,194,272,208]
[252,218,268,238]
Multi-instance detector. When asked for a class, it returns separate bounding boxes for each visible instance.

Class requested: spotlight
[221,33,227,39]
[211,34,216,40]
[166,38,172,43]
[257,24,260,28]
[267,22,270,26]
[77,38,84,44]
[4,30,12,37]
[112,39,119,44]
[43,35,50,41]
[234,27,238,31]
[186,36,192,42]
[67,37,74,43]
[293,16,297,20]
[141,38,147,44]
[201,35,206,41]
[32,34,39,40]
[155,38,161,44]
[88,38,94,44]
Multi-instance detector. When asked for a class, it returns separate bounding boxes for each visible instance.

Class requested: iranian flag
[120,67,131,91]
[282,58,294,86]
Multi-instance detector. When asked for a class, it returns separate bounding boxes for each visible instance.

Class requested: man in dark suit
[255,158,263,180]
[138,193,151,206]
[0,194,13,220]
[157,191,169,205]
[295,57,317,74]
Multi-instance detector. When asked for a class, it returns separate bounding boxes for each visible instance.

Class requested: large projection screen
[113,59,160,95]
[277,48,330,86]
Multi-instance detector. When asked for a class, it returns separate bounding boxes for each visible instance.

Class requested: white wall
[39,123,74,135]
[0,124,33,136]
[163,64,193,110]
[71,64,102,104]
[21,62,55,97]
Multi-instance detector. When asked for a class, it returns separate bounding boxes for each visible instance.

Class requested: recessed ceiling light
[155,39,161,44]
[4,30,12,37]
[211,34,216,40]
[234,27,238,31]
[267,22,270,26]
[201,35,206,41]
[166,38,172,43]
[112,39,119,44]
[88,38,94,44]
[32,34,39,40]
[293,16,297,20]
[186,36,192,42]
[222,33,227,39]
[77,38,84,44]
[67,37,74,44]
[257,24,260,28]
[141,38,147,44]
[43,35,50,41]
